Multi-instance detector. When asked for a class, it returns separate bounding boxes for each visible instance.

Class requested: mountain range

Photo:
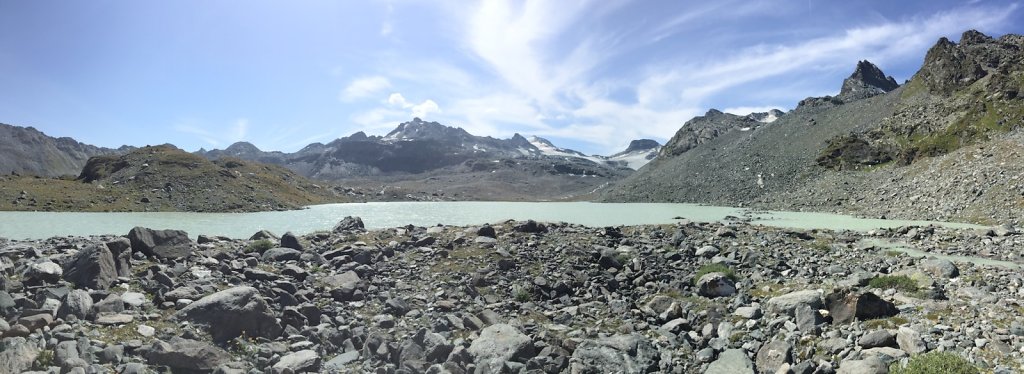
[602,29,1024,223]
[1,29,1021,221]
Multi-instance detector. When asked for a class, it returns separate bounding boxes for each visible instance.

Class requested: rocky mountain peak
[838,60,899,101]
[960,29,992,46]
[621,139,661,154]
[224,142,262,154]
[385,118,471,141]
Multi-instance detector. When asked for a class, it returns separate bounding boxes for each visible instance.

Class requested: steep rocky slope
[0,145,352,212]
[0,124,128,177]
[604,30,1024,224]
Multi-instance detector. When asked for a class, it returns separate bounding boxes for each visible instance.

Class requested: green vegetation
[908,100,1023,159]
[33,349,54,369]
[890,351,979,374]
[864,315,909,329]
[694,263,737,284]
[513,285,533,302]
[868,275,919,293]
[245,239,274,253]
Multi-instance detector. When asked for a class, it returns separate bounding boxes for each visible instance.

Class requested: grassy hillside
[0,145,351,212]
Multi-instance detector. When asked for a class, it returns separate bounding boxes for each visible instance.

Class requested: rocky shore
[1,218,1023,373]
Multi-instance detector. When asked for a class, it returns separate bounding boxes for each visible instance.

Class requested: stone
[325,351,360,370]
[860,347,907,365]
[858,330,896,349]
[826,291,898,324]
[137,325,156,337]
[569,334,658,374]
[836,357,888,374]
[0,339,40,373]
[58,289,94,320]
[272,349,321,373]
[733,306,762,319]
[896,326,926,354]
[0,291,16,317]
[705,348,754,374]
[755,340,792,374]
[767,290,823,316]
[468,324,535,364]
[18,313,53,331]
[920,258,959,278]
[96,313,134,325]
[250,230,278,240]
[175,286,283,342]
[261,247,302,262]
[695,245,719,258]
[121,292,148,308]
[333,216,365,232]
[117,363,151,374]
[280,232,303,251]
[513,220,547,233]
[795,304,824,334]
[146,338,231,371]
[105,237,133,277]
[477,225,497,238]
[323,271,363,301]
[697,272,736,298]
[94,294,125,314]
[128,227,192,259]
[63,245,118,290]
[27,261,63,283]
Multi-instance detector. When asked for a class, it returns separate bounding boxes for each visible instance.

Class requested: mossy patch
[890,351,979,374]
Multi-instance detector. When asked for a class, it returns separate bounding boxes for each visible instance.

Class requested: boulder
[249,230,278,241]
[58,289,94,320]
[826,291,898,324]
[272,349,321,373]
[705,349,754,374]
[175,286,282,342]
[767,290,823,316]
[697,272,736,298]
[896,326,926,354]
[146,338,231,372]
[513,220,547,233]
[468,324,535,365]
[919,258,959,279]
[755,340,792,374]
[836,357,888,374]
[27,261,63,283]
[62,245,118,290]
[280,232,303,251]
[105,237,133,277]
[569,334,658,374]
[261,247,302,262]
[323,271,363,301]
[128,227,192,259]
[858,330,896,349]
[333,216,365,232]
[477,225,497,238]
[0,339,40,374]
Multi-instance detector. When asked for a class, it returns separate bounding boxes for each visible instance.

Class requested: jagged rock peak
[621,139,661,153]
[385,118,470,141]
[960,29,992,46]
[838,60,899,101]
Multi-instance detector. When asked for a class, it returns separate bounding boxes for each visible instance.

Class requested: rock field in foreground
[1,218,1023,373]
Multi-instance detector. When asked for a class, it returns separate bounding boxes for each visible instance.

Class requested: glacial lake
[0,202,985,240]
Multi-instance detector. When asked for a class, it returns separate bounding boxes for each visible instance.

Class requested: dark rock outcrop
[128,227,192,259]
[62,245,118,290]
[175,286,282,342]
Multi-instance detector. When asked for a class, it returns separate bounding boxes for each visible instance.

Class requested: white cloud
[384,92,441,118]
[231,118,249,141]
[340,76,392,101]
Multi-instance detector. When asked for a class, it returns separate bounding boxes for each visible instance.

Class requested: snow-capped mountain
[528,136,661,170]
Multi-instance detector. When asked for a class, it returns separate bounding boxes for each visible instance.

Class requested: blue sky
[1,1,1021,155]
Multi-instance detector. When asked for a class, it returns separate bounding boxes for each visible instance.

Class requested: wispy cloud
[340,76,392,101]
[173,117,251,148]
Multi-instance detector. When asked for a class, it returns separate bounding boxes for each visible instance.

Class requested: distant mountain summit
[0,123,129,177]
[838,60,900,101]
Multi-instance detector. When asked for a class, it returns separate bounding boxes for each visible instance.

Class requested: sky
[1,1,1022,155]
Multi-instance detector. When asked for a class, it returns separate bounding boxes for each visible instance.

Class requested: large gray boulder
[261,247,302,262]
[271,349,321,373]
[920,258,959,279]
[826,291,898,324]
[175,286,282,342]
[836,357,888,374]
[128,227,192,259]
[58,289,94,320]
[697,272,736,298]
[280,232,304,251]
[63,245,118,290]
[105,237,133,277]
[333,216,365,233]
[468,324,535,365]
[705,349,753,374]
[146,338,231,372]
[755,340,793,374]
[569,334,658,374]
[0,338,40,374]
[767,290,823,316]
